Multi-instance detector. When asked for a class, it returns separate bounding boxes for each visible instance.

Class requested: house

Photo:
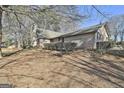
[32,27,64,47]
[49,23,109,49]
[33,23,109,49]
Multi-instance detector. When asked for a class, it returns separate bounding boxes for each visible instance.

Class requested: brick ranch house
[34,23,109,49]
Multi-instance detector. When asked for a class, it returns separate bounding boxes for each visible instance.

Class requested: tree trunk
[114,34,117,42]
[36,30,40,47]
[121,32,124,43]
[0,7,3,58]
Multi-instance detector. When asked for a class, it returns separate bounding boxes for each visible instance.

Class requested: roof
[50,23,105,39]
[36,28,64,39]
[36,23,106,39]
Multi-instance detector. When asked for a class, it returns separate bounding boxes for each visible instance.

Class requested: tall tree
[107,15,124,42]
[0,6,9,58]
[0,6,3,58]
[0,5,87,58]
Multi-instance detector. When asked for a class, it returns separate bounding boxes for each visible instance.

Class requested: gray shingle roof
[51,23,105,39]
[37,23,105,39]
[36,28,64,39]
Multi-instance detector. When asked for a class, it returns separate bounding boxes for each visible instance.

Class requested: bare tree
[107,15,124,43]
[0,7,3,58]
[0,5,88,58]
[0,6,10,58]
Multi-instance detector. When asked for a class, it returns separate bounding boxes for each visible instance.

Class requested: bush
[96,41,113,49]
[44,42,77,52]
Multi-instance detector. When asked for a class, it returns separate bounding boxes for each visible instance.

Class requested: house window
[58,37,61,41]
[50,39,54,42]
[97,32,102,40]
[62,38,64,42]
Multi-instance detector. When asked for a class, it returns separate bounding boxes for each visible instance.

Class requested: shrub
[44,42,77,52]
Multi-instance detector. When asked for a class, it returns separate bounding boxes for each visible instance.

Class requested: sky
[80,5,124,28]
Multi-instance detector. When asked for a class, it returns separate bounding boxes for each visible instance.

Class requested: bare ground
[0,48,124,88]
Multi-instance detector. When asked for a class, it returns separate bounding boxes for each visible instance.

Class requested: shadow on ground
[62,52,124,87]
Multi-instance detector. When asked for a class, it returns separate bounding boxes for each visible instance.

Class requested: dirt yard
[0,48,124,88]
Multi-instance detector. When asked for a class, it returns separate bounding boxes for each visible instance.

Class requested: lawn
[0,48,124,88]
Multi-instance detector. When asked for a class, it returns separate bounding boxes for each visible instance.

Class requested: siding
[64,32,96,49]
[50,38,58,42]
[97,25,109,42]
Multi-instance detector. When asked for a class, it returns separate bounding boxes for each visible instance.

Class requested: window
[97,32,102,40]
[58,37,61,41]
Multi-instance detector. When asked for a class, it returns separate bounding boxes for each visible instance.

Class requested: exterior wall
[94,25,109,49]
[63,33,96,49]
[97,25,109,42]
[39,39,50,48]
[50,38,59,42]
[32,38,50,47]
